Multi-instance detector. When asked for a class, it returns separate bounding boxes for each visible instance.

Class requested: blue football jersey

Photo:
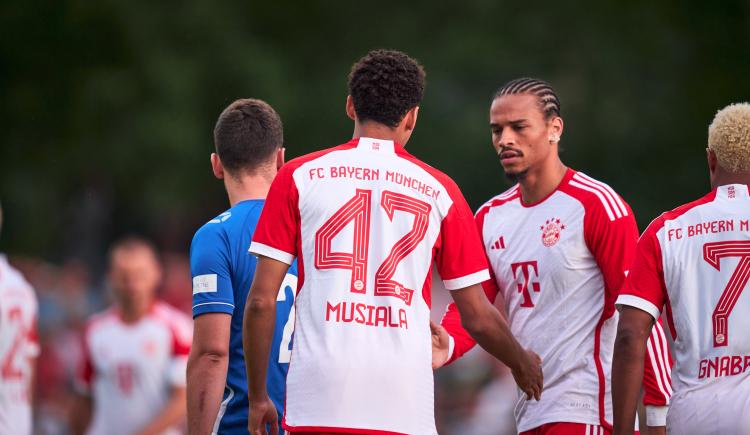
[190,199,297,434]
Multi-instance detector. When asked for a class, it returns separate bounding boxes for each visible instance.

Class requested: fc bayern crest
[540,218,565,247]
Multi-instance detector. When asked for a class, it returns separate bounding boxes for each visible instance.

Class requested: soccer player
[71,237,192,435]
[243,49,543,435]
[0,203,39,435]
[613,103,750,434]
[433,78,672,435]
[187,98,297,434]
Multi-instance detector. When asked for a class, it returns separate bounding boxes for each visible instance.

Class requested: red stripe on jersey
[573,172,629,218]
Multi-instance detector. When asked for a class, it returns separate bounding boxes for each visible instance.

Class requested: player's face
[490,94,556,180]
[109,247,161,307]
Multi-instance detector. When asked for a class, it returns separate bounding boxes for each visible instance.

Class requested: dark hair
[108,235,160,267]
[494,78,561,119]
[348,49,426,128]
[213,98,283,173]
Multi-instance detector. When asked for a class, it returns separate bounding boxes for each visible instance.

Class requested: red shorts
[520,422,617,435]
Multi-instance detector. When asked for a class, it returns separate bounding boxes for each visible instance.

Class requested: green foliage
[1,0,749,259]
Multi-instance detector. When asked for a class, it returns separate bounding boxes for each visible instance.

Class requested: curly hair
[494,77,561,120]
[213,98,283,174]
[708,103,750,173]
[348,50,426,128]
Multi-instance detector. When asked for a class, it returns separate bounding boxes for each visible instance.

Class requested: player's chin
[502,166,527,182]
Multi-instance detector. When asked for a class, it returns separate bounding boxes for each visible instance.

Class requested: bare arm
[451,284,543,400]
[612,306,655,435]
[69,394,92,435]
[186,313,231,435]
[244,256,288,435]
[135,386,187,435]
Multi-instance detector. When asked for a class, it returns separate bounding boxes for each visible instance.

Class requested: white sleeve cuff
[443,269,490,290]
[446,335,455,364]
[615,294,661,320]
[646,405,669,426]
[249,242,295,265]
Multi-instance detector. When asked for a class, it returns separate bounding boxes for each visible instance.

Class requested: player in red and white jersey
[243,50,543,435]
[433,78,671,435]
[613,103,750,434]
[0,204,39,435]
[71,237,192,435]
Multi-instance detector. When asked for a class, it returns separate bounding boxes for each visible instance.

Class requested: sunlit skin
[109,245,162,323]
[490,94,566,205]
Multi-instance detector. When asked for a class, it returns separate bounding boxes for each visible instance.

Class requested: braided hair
[494,78,561,120]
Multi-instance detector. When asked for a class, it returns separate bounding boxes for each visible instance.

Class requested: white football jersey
[441,169,671,432]
[618,184,750,434]
[77,301,192,435]
[250,137,490,435]
[0,255,38,435]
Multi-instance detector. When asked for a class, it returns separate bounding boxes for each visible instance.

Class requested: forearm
[463,304,524,371]
[243,294,276,401]
[136,387,187,435]
[612,329,647,434]
[186,352,228,435]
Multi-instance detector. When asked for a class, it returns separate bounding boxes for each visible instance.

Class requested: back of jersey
[190,199,297,433]
[620,184,750,432]
[0,255,38,435]
[251,137,488,435]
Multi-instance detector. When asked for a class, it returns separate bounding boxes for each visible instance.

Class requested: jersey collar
[352,137,407,155]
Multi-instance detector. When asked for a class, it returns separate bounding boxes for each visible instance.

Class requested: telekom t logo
[703,241,750,347]
[511,261,541,308]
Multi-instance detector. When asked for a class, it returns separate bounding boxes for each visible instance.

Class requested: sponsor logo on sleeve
[192,274,218,294]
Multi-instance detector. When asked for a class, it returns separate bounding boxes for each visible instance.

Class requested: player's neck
[118,300,153,324]
[224,173,273,206]
[352,122,406,145]
[711,169,750,189]
[518,156,568,205]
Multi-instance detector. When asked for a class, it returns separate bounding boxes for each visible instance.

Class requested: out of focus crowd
[11,253,516,435]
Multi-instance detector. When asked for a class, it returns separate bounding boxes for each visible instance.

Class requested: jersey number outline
[1,306,31,381]
[703,241,750,347]
[314,189,431,306]
[276,273,298,364]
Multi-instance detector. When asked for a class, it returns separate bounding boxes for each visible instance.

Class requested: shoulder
[563,170,632,222]
[475,185,520,217]
[191,210,233,253]
[645,190,719,237]
[151,302,193,340]
[84,309,118,338]
[284,144,356,174]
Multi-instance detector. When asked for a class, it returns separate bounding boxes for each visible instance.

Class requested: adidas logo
[490,235,505,250]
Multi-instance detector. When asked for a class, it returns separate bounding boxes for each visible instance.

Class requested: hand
[248,396,278,435]
[646,426,666,435]
[430,321,450,369]
[510,349,543,401]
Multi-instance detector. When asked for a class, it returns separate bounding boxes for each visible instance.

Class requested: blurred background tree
[1,0,749,268]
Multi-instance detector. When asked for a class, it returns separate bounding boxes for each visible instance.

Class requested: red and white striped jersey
[77,301,192,435]
[618,184,750,433]
[441,169,671,432]
[250,137,489,435]
[0,255,38,435]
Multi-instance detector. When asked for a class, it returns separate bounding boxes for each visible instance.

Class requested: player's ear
[707,148,718,175]
[211,153,225,180]
[403,106,419,132]
[276,147,285,170]
[548,116,563,145]
[345,95,357,121]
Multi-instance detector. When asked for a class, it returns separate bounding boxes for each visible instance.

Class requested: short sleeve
[616,218,667,320]
[249,164,299,265]
[190,226,235,317]
[583,196,639,312]
[435,188,490,290]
